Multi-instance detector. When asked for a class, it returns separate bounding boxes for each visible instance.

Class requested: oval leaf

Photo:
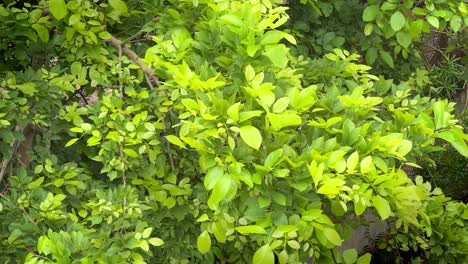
[197,231,211,254]
[240,125,262,150]
[236,225,268,235]
[373,195,392,220]
[253,245,274,264]
[49,0,68,20]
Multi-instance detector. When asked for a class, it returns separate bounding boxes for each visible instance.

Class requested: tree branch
[106,36,160,88]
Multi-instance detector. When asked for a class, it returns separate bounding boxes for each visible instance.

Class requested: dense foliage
[0,0,467,263]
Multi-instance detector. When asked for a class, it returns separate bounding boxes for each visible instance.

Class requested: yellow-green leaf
[197,231,211,254]
[240,125,262,150]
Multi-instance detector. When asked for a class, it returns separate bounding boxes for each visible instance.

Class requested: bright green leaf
[236,225,268,235]
[363,5,379,21]
[253,245,274,264]
[197,231,211,254]
[373,195,392,220]
[240,125,262,150]
[49,0,68,20]
[390,11,406,31]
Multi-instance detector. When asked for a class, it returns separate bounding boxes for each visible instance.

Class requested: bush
[0,0,467,263]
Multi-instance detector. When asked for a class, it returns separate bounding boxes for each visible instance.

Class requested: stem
[106,36,160,88]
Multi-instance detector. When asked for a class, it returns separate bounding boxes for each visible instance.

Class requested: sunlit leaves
[197,231,211,254]
[373,195,392,220]
[390,11,406,31]
[49,0,67,20]
[235,225,267,235]
[253,245,274,264]
[363,5,379,21]
[240,126,262,150]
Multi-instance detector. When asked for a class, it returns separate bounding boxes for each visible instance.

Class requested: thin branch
[106,36,160,88]
[123,17,159,45]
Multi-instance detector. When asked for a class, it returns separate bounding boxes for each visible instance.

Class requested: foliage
[0,0,467,264]
[287,0,468,81]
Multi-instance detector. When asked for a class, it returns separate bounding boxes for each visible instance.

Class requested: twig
[123,17,159,45]
[106,36,160,88]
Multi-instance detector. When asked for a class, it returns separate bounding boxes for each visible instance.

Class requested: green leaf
[108,0,128,13]
[267,112,302,131]
[197,231,211,254]
[236,225,268,235]
[272,192,287,206]
[32,24,49,42]
[396,31,411,48]
[347,151,359,171]
[356,253,372,264]
[220,14,243,27]
[65,138,79,147]
[148,237,164,246]
[204,166,224,190]
[123,148,138,158]
[427,16,439,28]
[240,126,262,150]
[68,14,81,25]
[253,245,274,264]
[208,174,231,209]
[365,47,378,65]
[450,15,462,32]
[264,149,283,168]
[71,61,82,76]
[363,5,379,21]
[142,228,152,239]
[99,31,112,40]
[287,240,300,249]
[272,97,289,113]
[323,228,342,246]
[364,24,374,36]
[49,0,68,20]
[390,11,406,31]
[373,195,392,220]
[165,135,187,149]
[139,240,149,252]
[434,128,468,157]
[343,249,358,264]
[360,156,373,173]
[264,44,289,68]
[27,177,44,189]
[380,50,394,68]
[227,102,241,122]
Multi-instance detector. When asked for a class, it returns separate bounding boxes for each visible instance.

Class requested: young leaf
[264,44,289,68]
[240,126,262,150]
[165,135,187,149]
[450,15,462,32]
[204,166,224,190]
[108,0,128,14]
[347,151,359,171]
[356,253,372,264]
[427,16,439,28]
[365,47,378,65]
[32,24,49,42]
[235,225,268,235]
[390,11,405,31]
[323,228,342,246]
[148,238,164,246]
[363,5,379,21]
[372,195,392,220]
[343,248,358,264]
[65,138,79,147]
[253,245,274,264]
[197,231,211,254]
[380,50,394,68]
[49,0,67,20]
[396,31,411,48]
